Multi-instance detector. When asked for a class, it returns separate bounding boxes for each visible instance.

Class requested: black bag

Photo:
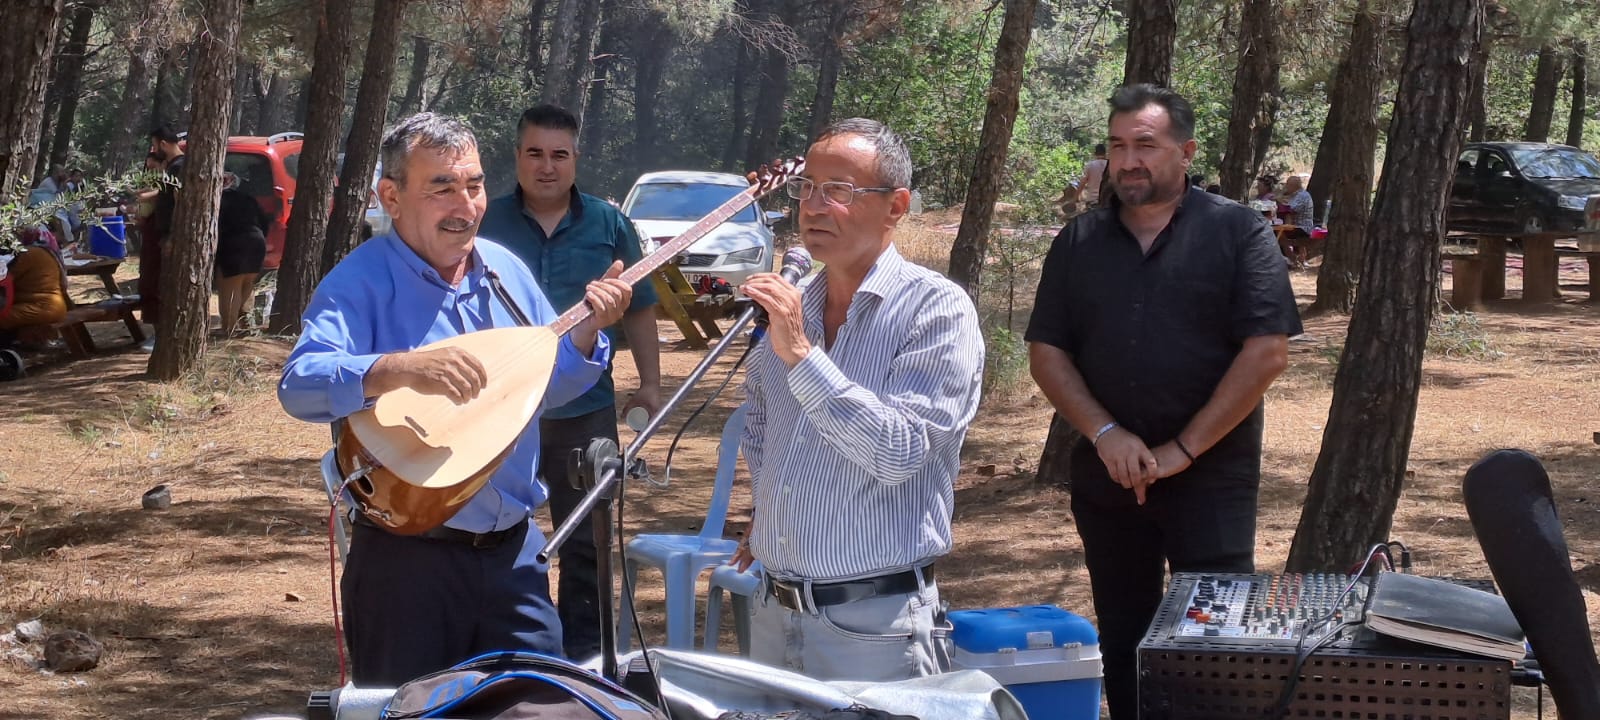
[382,652,669,719]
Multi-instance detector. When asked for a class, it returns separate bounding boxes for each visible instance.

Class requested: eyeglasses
[784,178,897,206]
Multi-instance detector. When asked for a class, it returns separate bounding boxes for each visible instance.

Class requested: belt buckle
[471,529,498,549]
[771,580,807,612]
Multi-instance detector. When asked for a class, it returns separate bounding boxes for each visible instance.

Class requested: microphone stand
[541,298,768,683]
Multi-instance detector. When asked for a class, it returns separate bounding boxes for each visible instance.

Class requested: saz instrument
[334,158,805,535]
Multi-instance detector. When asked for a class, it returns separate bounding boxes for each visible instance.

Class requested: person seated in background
[1280,175,1315,229]
[1253,175,1277,204]
[214,171,269,337]
[0,231,69,349]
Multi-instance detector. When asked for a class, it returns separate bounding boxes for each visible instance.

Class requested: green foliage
[1427,312,1503,360]
[831,3,1000,206]
[1,169,170,254]
[981,325,1029,400]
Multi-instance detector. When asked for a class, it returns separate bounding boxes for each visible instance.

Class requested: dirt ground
[1,221,1597,719]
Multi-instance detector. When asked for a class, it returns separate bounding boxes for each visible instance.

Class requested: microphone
[776,246,814,287]
[747,247,813,338]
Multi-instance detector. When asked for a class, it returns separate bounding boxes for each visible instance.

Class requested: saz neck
[548,185,763,336]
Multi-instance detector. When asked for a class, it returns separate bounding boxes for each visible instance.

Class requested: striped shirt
[742,244,985,581]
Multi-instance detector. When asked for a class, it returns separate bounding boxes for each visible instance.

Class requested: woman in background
[214,172,268,336]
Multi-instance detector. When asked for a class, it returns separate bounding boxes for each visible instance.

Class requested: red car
[222,132,303,270]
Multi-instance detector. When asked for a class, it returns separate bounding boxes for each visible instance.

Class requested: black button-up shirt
[1026,186,1302,480]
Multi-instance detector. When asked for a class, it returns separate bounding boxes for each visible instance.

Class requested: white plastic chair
[618,406,746,651]
[705,560,763,655]
[320,449,351,564]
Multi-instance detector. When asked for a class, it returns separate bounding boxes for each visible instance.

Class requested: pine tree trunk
[1217,0,1281,200]
[230,61,253,134]
[1524,44,1562,142]
[807,0,847,142]
[1035,413,1079,488]
[1286,0,1482,573]
[948,0,1039,300]
[1310,0,1385,314]
[723,30,750,171]
[177,44,198,129]
[1123,0,1176,86]
[522,0,549,89]
[255,71,285,134]
[580,53,611,176]
[321,0,408,276]
[0,0,63,195]
[633,8,673,178]
[269,0,357,334]
[557,0,602,116]
[47,2,92,169]
[1467,33,1490,142]
[745,1,797,171]
[1567,41,1587,148]
[579,7,622,182]
[149,46,183,129]
[108,35,155,173]
[400,37,429,116]
[147,0,242,381]
[540,0,581,106]
[1307,71,1345,225]
[34,20,67,182]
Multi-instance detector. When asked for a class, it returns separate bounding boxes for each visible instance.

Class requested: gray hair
[380,113,479,186]
[814,118,913,190]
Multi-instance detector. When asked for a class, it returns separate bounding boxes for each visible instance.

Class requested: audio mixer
[1139,572,1512,720]
[1166,572,1366,642]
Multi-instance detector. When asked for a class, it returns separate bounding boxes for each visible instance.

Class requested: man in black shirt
[1026,84,1301,720]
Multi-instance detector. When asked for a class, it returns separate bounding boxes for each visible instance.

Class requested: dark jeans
[1069,445,1258,720]
[341,520,560,688]
[539,407,619,660]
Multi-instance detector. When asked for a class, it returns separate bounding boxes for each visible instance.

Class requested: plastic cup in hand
[626,406,649,432]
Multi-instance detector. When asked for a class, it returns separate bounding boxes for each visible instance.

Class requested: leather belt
[766,565,934,612]
[352,513,525,550]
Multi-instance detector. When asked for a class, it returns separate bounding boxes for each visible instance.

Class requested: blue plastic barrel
[88,217,127,259]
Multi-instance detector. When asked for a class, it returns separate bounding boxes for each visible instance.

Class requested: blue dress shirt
[278,233,609,534]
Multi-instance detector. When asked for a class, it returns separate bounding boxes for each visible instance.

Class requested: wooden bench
[1444,235,1599,306]
[48,255,146,356]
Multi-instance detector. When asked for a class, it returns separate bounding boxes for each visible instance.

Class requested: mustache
[1117,169,1151,181]
[438,219,475,233]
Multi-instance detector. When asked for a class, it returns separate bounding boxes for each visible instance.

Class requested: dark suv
[1448,142,1600,235]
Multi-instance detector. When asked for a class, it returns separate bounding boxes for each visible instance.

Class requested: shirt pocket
[546,242,618,302]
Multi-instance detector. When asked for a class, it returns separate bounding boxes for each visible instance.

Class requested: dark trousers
[137,227,161,325]
[341,520,561,688]
[1070,447,1258,720]
[539,407,619,660]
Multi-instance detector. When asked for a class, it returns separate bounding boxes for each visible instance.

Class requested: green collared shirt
[479,185,658,419]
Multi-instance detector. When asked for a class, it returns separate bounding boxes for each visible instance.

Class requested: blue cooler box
[948,605,1102,720]
[88,216,128,259]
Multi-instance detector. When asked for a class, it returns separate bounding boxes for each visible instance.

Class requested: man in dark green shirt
[477,104,661,660]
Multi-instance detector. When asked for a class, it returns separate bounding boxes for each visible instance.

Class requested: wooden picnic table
[65,256,126,296]
[1444,232,1600,308]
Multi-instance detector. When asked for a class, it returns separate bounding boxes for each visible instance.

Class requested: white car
[364,161,391,239]
[622,171,783,290]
